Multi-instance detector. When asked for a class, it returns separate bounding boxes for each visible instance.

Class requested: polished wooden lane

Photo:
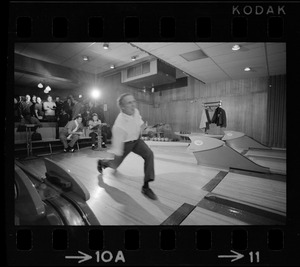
[211,172,286,216]
[181,206,249,225]
[245,148,286,159]
[20,145,219,225]
[19,143,286,225]
[245,156,286,174]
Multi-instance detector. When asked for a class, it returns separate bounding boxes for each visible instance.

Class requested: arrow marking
[218,250,244,262]
[65,251,92,263]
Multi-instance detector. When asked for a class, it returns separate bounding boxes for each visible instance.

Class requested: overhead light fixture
[37,83,43,88]
[232,44,241,51]
[110,65,115,69]
[244,67,251,71]
[91,88,101,99]
[82,56,89,61]
[44,86,51,94]
[103,43,109,49]
[131,56,137,61]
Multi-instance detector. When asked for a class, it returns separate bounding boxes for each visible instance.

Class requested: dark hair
[75,114,82,119]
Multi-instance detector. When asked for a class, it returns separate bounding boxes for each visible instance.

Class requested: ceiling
[14,42,286,91]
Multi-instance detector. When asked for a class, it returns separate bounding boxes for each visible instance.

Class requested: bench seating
[33,137,92,155]
[14,122,110,156]
[15,136,92,156]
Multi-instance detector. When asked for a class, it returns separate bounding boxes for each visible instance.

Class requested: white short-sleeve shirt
[109,108,144,156]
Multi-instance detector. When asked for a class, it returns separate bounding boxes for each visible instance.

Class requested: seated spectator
[43,95,57,121]
[88,113,107,149]
[87,100,105,122]
[59,114,84,153]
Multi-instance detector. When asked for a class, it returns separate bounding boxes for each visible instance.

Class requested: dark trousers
[59,132,79,149]
[106,139,154,183]
[89,132,107,144]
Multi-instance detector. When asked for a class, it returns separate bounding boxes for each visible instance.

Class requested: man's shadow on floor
[97,174,163,224]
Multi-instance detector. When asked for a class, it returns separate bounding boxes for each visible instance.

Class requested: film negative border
[9,2,290,41]
[7,226,297,265]
[6,1,300,266]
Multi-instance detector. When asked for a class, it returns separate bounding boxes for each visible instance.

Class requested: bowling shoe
[97,159,108,173]
[141,187,158,200]
[69,147,75,153]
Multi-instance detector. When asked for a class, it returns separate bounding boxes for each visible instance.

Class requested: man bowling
[97,93,157,200]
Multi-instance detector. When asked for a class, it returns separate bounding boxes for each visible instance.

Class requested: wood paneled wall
[98,73,271,145]
[15,69,284,146]
[152,76,269,145]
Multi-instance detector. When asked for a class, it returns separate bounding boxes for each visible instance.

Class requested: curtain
[266,75,286,148]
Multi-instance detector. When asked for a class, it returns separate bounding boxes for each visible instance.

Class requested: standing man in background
[71,96,84,120]
[97,93,157,200]
[43,95,57,122]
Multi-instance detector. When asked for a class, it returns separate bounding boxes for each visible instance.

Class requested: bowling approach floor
[19,143,286,225]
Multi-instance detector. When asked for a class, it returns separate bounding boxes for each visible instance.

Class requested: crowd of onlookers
[14,94,111,150]
[14,94,106,127]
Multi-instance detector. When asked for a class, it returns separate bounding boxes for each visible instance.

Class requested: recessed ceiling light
[131,56,137,61]
[82,56,89,61]
[103,43,109,49]
[110,65,115,69]
[244,67,251,71]
[232,44,241,51]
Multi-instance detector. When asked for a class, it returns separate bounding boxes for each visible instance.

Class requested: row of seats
[14,122,99,157]
[14,122,96,143]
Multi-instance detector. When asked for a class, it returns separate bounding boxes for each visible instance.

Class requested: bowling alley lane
[19,141,286,225]
[210,172,286,216]
[19,144,222,225]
